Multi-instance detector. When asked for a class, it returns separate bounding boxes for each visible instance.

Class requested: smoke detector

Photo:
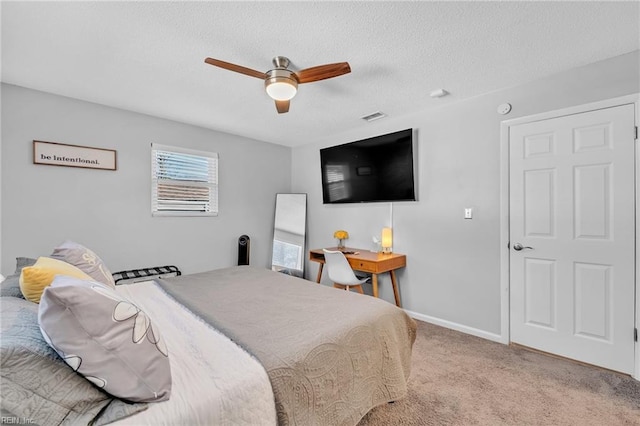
[429,89,449,98]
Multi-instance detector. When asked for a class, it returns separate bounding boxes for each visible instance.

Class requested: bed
[1,262,416,426]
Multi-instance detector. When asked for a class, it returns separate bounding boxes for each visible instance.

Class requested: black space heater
[238,235,250,265]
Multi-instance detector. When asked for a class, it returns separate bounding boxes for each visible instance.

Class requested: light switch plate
[464,208,473,219]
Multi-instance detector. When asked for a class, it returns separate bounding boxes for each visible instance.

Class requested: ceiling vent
[361,111,387,122]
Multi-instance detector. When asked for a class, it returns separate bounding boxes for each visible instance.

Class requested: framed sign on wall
[33,140,117,171]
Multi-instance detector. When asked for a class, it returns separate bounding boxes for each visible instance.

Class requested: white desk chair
[322,249,368,294]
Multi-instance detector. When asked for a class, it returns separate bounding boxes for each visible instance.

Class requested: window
[271,239,303,271]
[151,143,218,216]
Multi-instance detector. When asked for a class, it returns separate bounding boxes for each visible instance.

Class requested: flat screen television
[320,128,416,204]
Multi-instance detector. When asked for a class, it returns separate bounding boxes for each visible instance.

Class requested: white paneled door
[509,104,636,374]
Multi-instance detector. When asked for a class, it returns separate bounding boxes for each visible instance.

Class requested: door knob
[513,243,533,251]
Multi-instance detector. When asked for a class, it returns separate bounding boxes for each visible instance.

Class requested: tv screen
[320,128,416,204]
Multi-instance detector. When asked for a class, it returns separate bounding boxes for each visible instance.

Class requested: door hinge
[635,328,638,342]
[635,126,638,140]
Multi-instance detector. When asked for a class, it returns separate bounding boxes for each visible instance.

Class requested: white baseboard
[404,309,506,344]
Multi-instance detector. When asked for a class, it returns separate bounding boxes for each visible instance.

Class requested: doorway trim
[499,93,639,378]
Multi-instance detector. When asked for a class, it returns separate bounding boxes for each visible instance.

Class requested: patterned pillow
[19,256,92,303]
[51,240,116,288]
[0,257,37,298]
[0,296,148,425]
[39,276,172,402]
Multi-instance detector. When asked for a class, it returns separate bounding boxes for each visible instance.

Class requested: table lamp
[381,227,393,253]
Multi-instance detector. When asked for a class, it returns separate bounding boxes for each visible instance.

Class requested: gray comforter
[157,265,416,426]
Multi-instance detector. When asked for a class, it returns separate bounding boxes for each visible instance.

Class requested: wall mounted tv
[320,128,416,204]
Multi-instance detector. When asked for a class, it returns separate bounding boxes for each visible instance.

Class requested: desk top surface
[309,247,405,262]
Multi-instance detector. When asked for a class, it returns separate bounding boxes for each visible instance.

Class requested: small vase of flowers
[333,230,349,250]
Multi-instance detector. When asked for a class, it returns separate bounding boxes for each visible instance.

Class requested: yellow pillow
[19,257,92,303]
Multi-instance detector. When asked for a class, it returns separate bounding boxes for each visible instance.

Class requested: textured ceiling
[2,1,638,147]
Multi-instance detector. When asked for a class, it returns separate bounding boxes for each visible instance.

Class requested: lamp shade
[381,227,393,253]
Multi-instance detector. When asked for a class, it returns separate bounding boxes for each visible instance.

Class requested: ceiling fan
[204,56,351,114]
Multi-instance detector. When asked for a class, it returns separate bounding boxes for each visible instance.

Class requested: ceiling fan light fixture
[265,69,298,101]
[205,55,350,113]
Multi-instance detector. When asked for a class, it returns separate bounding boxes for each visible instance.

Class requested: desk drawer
[348,259,376,273]
[348,256,406,274]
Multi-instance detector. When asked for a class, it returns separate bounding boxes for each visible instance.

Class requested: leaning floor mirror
[271,193,307,278]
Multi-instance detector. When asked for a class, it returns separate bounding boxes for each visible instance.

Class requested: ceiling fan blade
[204,57,265,79]
[275,100,290,114]
[295,62,351,84]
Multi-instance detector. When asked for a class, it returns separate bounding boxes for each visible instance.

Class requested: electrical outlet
[464,208,473,219]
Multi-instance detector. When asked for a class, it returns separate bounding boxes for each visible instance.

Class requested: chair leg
[333,283,363,294]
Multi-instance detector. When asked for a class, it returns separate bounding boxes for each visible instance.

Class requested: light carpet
[358,320,640,425]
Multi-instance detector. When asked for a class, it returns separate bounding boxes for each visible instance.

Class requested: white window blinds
[151,143,218,216]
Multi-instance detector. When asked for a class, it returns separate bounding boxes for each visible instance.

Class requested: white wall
[0,84,3,273]
[1,84,291,275]
[292,51,640,337]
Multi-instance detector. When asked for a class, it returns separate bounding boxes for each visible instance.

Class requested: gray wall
[2,51,637,339]
[1,84,291,276]
[292,51,639,337]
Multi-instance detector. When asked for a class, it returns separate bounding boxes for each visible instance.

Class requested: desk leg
[372,274,379,298]
[390,270,401,307]
[315,263,324,283]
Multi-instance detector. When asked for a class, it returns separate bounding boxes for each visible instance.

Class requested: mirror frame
[271,193,307,277]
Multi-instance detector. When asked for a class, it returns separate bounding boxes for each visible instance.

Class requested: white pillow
[38,276,171,402]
